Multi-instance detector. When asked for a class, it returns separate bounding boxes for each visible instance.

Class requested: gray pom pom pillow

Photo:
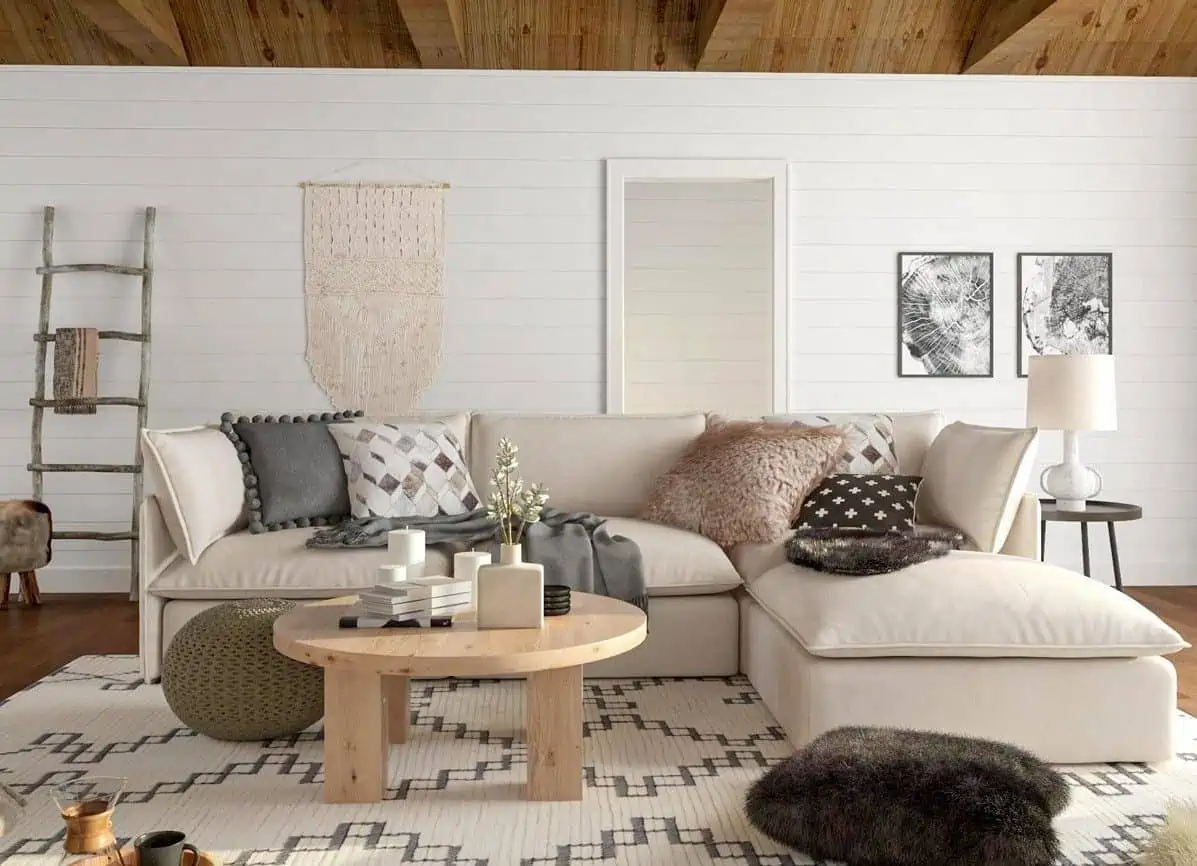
[220,410,363,533]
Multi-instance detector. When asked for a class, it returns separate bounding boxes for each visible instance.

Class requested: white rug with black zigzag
[2,656,1196,865]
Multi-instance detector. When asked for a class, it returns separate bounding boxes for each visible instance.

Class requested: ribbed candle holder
[543,585,571,617]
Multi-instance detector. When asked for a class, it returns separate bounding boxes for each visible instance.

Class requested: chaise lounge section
[138,409,1185,763]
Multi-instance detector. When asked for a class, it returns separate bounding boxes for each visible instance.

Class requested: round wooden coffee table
[273,591,647,804]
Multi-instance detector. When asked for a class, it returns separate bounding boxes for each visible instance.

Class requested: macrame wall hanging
[302,182,447,415]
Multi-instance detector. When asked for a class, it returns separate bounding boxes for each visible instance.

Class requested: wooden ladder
[28,206,155,598]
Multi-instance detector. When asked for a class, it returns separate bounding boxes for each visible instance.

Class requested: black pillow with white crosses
[795,474,922,532]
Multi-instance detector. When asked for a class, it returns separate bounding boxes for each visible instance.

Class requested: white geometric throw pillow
[328,420,480,519]
[766,413,900,475]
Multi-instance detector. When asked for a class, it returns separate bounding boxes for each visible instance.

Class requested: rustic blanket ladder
[27,206,155,597]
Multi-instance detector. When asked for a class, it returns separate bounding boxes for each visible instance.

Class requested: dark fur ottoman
[746,726,1070,866]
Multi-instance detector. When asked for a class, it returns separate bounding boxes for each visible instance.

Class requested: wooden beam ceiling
[964,0,1072,73]
[695,0,781,71]
[1,0,1195,75]
[64,0,186,65]
[394,0,466,68]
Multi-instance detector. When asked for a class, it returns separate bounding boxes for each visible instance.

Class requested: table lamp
[1025,354,1117,512]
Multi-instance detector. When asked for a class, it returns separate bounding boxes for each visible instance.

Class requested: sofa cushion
[148,528,455,599]
[223,411,360,532]
[758,410,944,475]
[795,474,922,532]
[329,419,479,518]
[915,422,1038,553]
[748,551,1187,659]
[642,422,844,547]
[469,412,706,517]
[149,519,738,600]
[141,427,248,564]
[603,517,741,596]
[379,411,472,456]
[764,413,899,475]
[887,410,944,475]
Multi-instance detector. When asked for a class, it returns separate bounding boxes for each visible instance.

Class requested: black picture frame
[896,252,994,379]
[1016,252,1113,378]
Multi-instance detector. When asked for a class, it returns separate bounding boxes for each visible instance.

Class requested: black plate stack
[543,585,572,617]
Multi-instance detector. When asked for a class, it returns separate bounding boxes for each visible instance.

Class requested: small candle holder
[543,585,572,617]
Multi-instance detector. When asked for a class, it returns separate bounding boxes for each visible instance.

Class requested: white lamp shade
[1026,354,1117,431]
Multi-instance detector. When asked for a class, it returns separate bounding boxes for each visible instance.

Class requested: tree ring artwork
[897,253,993,377]
[1018,253,1112,378]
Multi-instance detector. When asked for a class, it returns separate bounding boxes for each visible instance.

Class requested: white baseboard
[22,567,131,594]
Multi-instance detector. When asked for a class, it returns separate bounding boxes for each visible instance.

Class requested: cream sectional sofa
[139,409,1186,764]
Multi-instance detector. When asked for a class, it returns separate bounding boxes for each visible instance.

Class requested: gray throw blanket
[307,507,647,613]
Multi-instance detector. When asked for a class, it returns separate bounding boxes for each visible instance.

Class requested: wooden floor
[2,589,1197,711]
[0,594,138,701]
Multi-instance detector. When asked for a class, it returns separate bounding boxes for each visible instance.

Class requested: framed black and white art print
[1017,253,1112,378]
[897,252,994,378]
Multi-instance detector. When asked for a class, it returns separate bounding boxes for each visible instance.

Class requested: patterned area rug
[1,656,1195,865]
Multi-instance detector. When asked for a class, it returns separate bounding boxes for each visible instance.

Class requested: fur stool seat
[0,500,52,610]
[746,726,1070,866]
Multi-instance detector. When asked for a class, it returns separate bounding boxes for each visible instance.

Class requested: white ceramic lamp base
[1041,429,1103,512]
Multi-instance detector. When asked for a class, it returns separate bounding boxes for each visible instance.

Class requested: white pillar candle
[376,564,408,585]
[453,550,492,608]
[387,529,426,580]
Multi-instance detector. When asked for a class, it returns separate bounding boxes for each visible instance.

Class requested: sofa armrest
[140,494,178,592]
[998,493,1041,560]
[139,495,179,683]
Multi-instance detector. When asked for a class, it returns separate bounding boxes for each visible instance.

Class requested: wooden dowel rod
[35,264,146,276]
[28,463,141,473]
[30,397,144,408]
[53,530,136,541]
[30,206,53,502]
[132,205,156,595]
[33,331,147,343]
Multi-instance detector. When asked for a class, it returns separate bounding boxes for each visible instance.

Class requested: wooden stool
[0,499,51,611]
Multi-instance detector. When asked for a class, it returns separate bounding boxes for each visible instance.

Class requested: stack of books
[354,576,473,626]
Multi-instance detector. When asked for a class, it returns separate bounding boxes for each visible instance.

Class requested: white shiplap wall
[0,68,1194,590]
[624,180,773,415]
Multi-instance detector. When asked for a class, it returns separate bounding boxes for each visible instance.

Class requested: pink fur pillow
[641,421,845,547]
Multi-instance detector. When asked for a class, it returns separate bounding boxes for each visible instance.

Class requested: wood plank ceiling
[1,0,1194,75]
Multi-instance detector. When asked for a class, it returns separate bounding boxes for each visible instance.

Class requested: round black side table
[1039,499,1142,592]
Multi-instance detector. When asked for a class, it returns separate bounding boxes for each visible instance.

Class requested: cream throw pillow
[141,427,248,564]
[915,421,1039,553]
[641,422,845,547]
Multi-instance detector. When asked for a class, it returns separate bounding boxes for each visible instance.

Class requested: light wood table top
[273,591,647,678]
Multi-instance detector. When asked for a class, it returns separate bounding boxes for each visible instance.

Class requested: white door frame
[605,158,791,414]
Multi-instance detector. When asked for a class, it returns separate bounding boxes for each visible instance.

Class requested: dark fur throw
[786,527,960,575]
[746,726,1069,866]
[0,499,52,573]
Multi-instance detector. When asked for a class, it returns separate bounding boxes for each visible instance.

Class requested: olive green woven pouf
[162,598,323,742]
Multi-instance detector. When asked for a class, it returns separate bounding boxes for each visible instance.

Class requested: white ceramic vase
[477,543,544,629]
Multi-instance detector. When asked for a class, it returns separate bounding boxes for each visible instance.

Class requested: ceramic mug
[133,830,199,866]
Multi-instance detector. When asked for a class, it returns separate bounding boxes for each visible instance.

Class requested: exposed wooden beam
[394,0,466,68]
[963,0,1081,73]
[695,0,781,72]
[64,0,186,65]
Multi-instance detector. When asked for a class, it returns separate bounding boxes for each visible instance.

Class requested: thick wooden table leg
[526,665,583,802]
[384,675,410,744]
[322,668,386,804]
[1,574,10,610]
